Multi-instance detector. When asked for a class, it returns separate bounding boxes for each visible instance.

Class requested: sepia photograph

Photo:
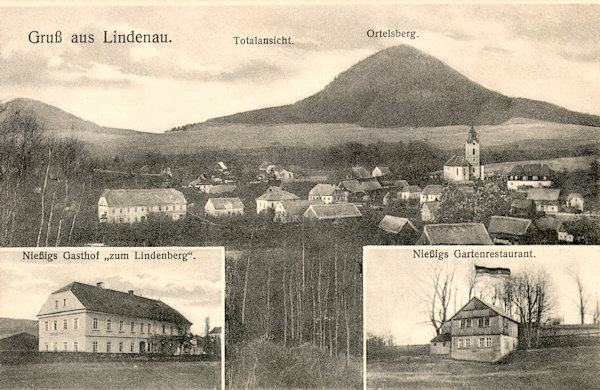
[0,247,224,389]
[364,246,600,389]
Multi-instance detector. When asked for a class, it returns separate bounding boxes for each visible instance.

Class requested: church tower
[465,126,480,166]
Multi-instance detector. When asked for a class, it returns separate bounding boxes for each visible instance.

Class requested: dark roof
[256,186,299,201]
[444,155,470,167]
[402,185,422,193]
[206,197,244,210]
[535,216,562,231]
[351,166,371,179]
[421,223,493,245]
[99,189,186,207]
[430,333,451,343]
[527,188,561,202]
[373,166,393,177]
[488,216,532,236]
[421,185,443,196]
[394,180,409,189]
[278,200,322,216]
[508,163,553,177]
[208,326,221,335]
[309,184,340,197]
[45,282,191,325]
[359,180,382,192]
[449,297,518,324]
[511,199,535,210]
[378,215,418,234]
[304,203,362,220]
[340,179,363,193]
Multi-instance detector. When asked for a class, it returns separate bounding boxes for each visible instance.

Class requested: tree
[421,262,456,335]
[570,271,591,325]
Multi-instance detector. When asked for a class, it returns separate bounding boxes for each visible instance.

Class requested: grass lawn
[367,345,600,390]
[0,360,220,389]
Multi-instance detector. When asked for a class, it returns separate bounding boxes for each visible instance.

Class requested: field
[367,345,600,390]
[0,360,220,389]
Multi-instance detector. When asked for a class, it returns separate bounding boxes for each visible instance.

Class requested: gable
[38,290,85,316]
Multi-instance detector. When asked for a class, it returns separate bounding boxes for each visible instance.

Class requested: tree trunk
[36,149,51,247]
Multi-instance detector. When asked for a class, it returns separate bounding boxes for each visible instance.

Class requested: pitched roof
[445,155,470,167]
[208,326,221,335]
[394,180,409,189]
[256,186,299,201]
[511,199,535,210]
[488,216,532,236]
[567,193,583,201]
[99,189,186,207]
[421,184,443,196]
[509,163,553,177]
[421,201,441,213]
[359,180,382,192]
[535,216,562,231]
[351,166,371,179]
[373,166,393,177]
[527,188,561,201]
[304,203,362,220]
[207,184,237,194]
[378,215,418,234]
[217,161,228,170]
[206,197,244,210]
[309,184,340,197]
[278,200,322,216]
[340,179,363,193]
[402,185,422,193]
[47,282,191,325]
[421,223,493,245]
[449,297,518,324]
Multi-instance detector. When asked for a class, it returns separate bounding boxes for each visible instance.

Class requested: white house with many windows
[37,282,192,354]
[98,189,187,223]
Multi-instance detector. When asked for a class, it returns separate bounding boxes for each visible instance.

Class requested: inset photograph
[365,246,599,390]
[0,247,223,389]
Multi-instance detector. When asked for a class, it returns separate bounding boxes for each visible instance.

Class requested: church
[443,126,485,182]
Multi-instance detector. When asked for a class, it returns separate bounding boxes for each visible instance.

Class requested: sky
[365,246,600,346]
[0,247,224,335]
[0,3,598,132]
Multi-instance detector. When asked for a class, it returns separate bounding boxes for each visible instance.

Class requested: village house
[256,186,299,214]
[97,189,187,223]
[416,223,493,245]
[207,184,237,195]
[527,188,561,213]
[420,185,443,204]
[339,179,383,202]
[487,216,535,245]
[303,203,362,221]
[37,282,192,355]
[204,197,244,217]
[420,201,440,222]
[510,199,537,219]
[444,127,485,182]
[534,215,563,243]
[565,193,584,211]
[430,332,452,356]
[308,184,345,204]
[372,166,393,178]
[442,297,519,362]
[377,215,419,244]
[272,166,294,180]
[506,163,553,191]
[350,166,371,180]
[401,185,422,201]
[274,200,322,223]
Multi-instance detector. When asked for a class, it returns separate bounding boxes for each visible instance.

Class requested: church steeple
[467,125,478,142]
[465,126,480,167]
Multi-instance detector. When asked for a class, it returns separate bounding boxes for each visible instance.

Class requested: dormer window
[63,299,66,307]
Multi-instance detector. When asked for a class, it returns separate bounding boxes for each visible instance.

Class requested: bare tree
[570,270,591,325]
[465,260,476,301]
[422,262,456,335]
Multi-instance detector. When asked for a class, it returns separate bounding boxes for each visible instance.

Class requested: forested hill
[199,45,600,128]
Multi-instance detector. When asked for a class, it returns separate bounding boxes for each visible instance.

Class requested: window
[130,342,135,353]
[486,337,492,348]
[162,325,166,334]
[119,321,124,332]
[63,319,68,329]
[63,299,66,307]
[55,300,58,309]
[484,317,490,327]
[106,319,112,331]
[63,342,68,351]
[465,338,471,348]
[45,343,49,351]
[458,339,464,349]
[170,326,173,335]
[131,322,135,332]
[53,342,57,351]
[141,323,144,334]
[74,318,78,329]
[148,324,151,334]
[92,341,98,353]
[73,342,78,352]
[106,342,111,353]
[53,320,57,331]
[479,337,485,348]
[45,321,48,331]
[465,319,471,328]
[93,318,98,330]
[119,342,123,352]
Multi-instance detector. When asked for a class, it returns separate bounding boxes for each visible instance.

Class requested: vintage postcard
[364,245,600,389]
[0,246,224,389]
[0,2,598,389]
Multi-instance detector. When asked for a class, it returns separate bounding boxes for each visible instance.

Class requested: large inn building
[37,282,191,354]
[98,189,187,223]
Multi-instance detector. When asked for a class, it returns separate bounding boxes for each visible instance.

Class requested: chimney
[128,290,134,295]
[96,282,104,288]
